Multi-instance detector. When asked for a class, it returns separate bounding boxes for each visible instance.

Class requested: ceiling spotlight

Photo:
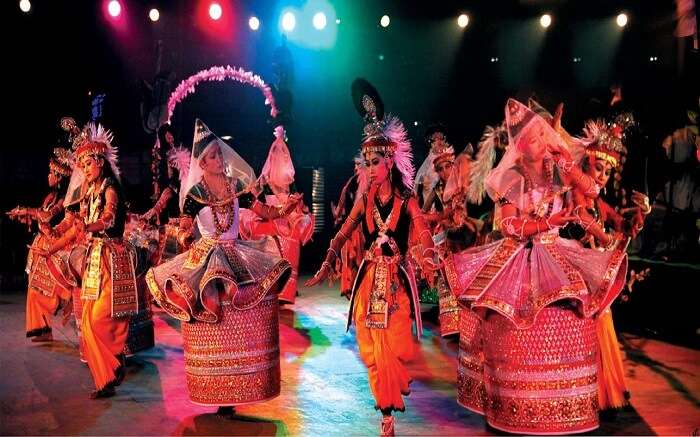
[19,0,31,13]
[457,14,469,28]
[282,11,296,31]
[313,12,327,30]
[616,13,628,28]
[540,14,552,28]
[249,16,260,31]
[209,2,222,21]
[108,0,122,18]
[149,8,159,22]
[380,15,390,28]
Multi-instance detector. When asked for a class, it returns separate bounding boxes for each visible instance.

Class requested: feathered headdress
[72,122,120,181]
[467,123,508,204]
[352,78,415,190]
[580,113,635,169]
[49,147,73,178]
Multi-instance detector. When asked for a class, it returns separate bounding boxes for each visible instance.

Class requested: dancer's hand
[546,141,572,162]
[548,208,577,227]
[305,262,331,287]
[631,190,651,215]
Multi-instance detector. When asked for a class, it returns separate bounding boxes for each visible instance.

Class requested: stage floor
[1,280,699,436]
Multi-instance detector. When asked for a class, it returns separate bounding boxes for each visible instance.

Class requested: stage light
[380,15,390,28]
[19,0,31,13]
[249,16,260,30]
[209,2,222,21]
[573,57,582,63]
[540,14,551,28]
[490,57,499,63]
[378,54,385,61]
[649,56,659,62]
[336,18,341,24]
[457,14,469,28]
[108,0,122,18]
[414,121,419,126]
[313,12,327,30]
[616,13,628,28]
[282,11,296,32]
[149,8,159,22]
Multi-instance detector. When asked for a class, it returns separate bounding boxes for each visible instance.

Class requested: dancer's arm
[305,197,365,287]
[498,201,576,240]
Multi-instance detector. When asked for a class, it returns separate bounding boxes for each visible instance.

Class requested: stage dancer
[141,123,191,263]
[7,147,73,342]
[239,126,313,305]
[331,154,368,296]
[565,114,650,411]
[416,126,471,337]
[447,99,629,434]
[39,122,139,399]
[146,120,295,413]
[305,79,438,436]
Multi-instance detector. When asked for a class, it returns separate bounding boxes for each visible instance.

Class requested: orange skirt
[597,309,629,410]
[81,255,129,390]
[352,263,414,412]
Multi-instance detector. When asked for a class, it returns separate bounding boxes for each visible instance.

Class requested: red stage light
[108,0,122,18]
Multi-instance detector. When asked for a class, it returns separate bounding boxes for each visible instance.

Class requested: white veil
[179,119,256,209]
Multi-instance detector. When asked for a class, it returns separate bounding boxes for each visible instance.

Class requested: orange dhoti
[25,235,70,338]
[597,308,629,410]
[80,242,136,390]
[351,262,415,412]
[26,288,61,338]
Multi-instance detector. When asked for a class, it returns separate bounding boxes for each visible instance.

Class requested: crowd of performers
[7,75,653,436]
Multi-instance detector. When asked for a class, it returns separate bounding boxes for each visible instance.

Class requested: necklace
[522,158,555,218]
[202,176,235,236]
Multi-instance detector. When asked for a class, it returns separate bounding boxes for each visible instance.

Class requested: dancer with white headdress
[146,119,296,415]
[447,99,629,434]
[239,125,314,305]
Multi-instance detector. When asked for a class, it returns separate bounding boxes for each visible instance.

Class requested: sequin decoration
[480,307,599,434]
[181,292,281,406]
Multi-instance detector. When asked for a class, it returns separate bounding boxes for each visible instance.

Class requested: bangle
[422,247,437,260]
[545,217,553,230]
[327,247,338,260]
[556,157,574,174]
[418,229,432,241]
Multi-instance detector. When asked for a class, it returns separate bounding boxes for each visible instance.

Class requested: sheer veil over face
[485,99,572,210]
[180,120,256,208]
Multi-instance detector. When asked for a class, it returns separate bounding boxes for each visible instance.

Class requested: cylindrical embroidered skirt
[182,291,281,406]
[437,275,460,337]
[457,306,486,414]
[481,306,599,435]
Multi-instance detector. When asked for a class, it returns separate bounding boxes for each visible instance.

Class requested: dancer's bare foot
[380,416,395,436]
[89,385,116,399]
[30,331,53,342]
[216,406,236,419]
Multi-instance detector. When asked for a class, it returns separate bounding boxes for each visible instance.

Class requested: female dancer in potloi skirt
[306,79,438,437]
[239,125,314,305]
[447,99,628,434]
[146,120,295,414]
